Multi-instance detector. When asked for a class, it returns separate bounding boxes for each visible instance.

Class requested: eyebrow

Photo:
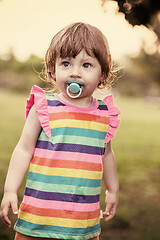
[57,55,94,62]
[82,56,96,63]
[82,57,92,61]
[58,57,70,60]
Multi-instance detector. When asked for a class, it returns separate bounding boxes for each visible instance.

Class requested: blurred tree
[101,0,160,40]
[115,49,160,96]
[101,0,160,95]
[129,49,160,84]
[0,53,44,92]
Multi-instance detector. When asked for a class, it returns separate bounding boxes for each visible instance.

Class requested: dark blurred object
[116,0,160,26]
[101,0,160,40]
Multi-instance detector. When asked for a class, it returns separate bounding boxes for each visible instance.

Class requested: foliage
[0,53,46,92]
[100,0,160,96]
[0,51,160,97]
[129,50,160,85]
[114,0,160,26]
[101,0,160,40]
[0,90,160,240]
[114,50,160,97]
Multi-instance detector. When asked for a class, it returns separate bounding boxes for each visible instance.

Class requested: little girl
[0,22,121,240]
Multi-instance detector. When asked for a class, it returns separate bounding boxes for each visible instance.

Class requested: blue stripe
[98,104,108,110]
[47,99,65,107]
[51,127,106,139]
[15,219,100,235]
[36,141,105,155]
[24,188,100,203]
[28,172,101,188]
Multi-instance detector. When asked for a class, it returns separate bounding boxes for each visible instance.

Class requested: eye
[62,61,70,67]
[83,62,91,68]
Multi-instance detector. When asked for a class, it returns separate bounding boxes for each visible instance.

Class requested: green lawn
[0,90,160,240]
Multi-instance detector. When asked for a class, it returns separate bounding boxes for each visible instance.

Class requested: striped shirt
[14,85,120,239]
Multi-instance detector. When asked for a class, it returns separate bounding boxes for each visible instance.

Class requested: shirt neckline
[55,94,99,111]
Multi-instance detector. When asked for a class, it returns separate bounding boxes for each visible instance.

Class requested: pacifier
[64,79,86,98]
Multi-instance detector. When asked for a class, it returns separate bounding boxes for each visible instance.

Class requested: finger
[1,214,11,227]
[103,212,114,222]
[1,206,11,227]
[11,201,18,215]
[105,202,114,215]
[103,208,116,222]
[103,203,117,222]
[110,204,117,217]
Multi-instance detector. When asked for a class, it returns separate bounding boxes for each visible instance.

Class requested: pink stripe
[54,94,99,112]
[34,149,102,163]
[22,195,100,212]
[48,106,109,117]
[26,86,52,139]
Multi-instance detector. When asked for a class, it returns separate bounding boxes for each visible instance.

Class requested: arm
[0,105,41,227]
[102,140,119,222]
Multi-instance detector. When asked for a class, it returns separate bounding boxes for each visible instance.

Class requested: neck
[59,93,93,108]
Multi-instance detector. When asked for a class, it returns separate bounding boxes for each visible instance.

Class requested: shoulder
[98,95,121,143]
[26,85,52,139]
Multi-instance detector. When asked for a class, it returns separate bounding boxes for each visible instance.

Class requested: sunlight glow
[0,0,157,61]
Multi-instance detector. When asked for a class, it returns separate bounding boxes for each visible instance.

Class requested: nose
[70,65,81,78]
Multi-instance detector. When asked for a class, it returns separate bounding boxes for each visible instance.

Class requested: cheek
[54,71,62,82]
[55,77,66,92]
[54,64,61,78]
[55,68,66,80]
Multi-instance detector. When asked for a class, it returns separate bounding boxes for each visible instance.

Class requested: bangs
[55,23,104,59]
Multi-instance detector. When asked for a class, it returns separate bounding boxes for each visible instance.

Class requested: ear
[53,73,56,81]
[49,71,56,80]
[101,73,106,82]
[98,74,105,86]
[52,72,56,81]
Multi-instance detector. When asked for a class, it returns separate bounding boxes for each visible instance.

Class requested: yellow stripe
[50,119,108,132]
[19,210,100,228]
[29,164,102,180]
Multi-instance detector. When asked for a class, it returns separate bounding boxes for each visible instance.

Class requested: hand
[0,192,18,228]
[103,190,118,222]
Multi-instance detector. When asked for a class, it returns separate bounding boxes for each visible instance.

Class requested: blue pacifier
[68,82,80,94]
[64,79,86,98]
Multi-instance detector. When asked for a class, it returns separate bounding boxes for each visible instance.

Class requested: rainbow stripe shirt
[14,85,120,239]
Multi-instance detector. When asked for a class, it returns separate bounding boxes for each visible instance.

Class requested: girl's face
[55,49,102,99]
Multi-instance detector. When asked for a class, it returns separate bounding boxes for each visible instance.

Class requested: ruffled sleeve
[103,95,121,143]
[26,85,52,140]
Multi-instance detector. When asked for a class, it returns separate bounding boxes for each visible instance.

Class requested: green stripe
[39,131,105,148]
[26,180,101,195]
[28,172,101,188]
[46,94,57,100]
[98,99,106,105]
[38,130,52,142]
[15,219,100,238]
[51,127,106,139]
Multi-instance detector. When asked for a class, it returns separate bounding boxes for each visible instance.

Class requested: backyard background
[0,0,160,240]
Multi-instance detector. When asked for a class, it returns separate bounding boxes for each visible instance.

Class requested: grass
[100,96,160,240]
[0,89,160,240]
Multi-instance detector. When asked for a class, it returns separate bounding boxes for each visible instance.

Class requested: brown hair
[44,22,112,89]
